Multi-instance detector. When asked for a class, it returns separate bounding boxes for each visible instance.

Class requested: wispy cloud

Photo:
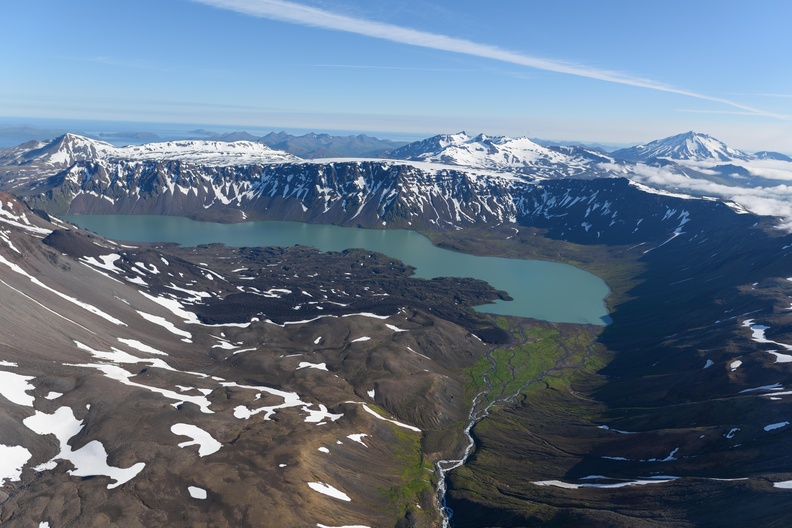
[190,0,786,120]
[676,108,787,117]
[313,64,473,73]
[728,92,792,99]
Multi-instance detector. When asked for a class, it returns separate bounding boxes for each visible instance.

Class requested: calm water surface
[63,215,611,325]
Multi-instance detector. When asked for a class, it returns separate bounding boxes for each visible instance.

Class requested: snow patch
[117,338,168,356]
[308,482,351,502]
[23,406,145,489]
[171,423,222,456]
[188,486,207,499]
[347,434,368,447]
[0,444,32,486]
[0,370,36,407]
[297,362,328,371]
[764,421,790,432]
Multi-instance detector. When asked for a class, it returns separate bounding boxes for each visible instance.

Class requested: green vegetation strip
[369,405,436,521]
[466,319,601,409]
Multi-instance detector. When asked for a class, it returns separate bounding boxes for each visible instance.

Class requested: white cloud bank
[603,161,792,230]
[190,0,784,120]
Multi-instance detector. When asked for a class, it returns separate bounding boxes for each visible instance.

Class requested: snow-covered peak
[10,134,300,168]
[390,132,472,157]
[22,133,115,167]
[612,132,752,162]
[387,132,593,176]
[438,131,472,147]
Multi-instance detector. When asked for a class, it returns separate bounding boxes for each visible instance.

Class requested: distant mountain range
[0,129,788,247]
[0,125,409,157]
[393,130,790,168]
[187,130,408,158]
[2,130,792,231]
[387,132,612,177]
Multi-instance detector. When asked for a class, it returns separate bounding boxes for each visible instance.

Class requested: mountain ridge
[4,130,792,234]
[386,131,612,178]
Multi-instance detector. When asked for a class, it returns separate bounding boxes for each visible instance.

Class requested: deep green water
[63,215,611,325]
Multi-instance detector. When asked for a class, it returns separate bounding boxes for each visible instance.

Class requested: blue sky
[1,0,791,151]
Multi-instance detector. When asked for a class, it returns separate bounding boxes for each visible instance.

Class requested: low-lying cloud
[601,162,792,230]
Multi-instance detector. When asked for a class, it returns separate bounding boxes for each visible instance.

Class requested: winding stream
[435,331,598,526]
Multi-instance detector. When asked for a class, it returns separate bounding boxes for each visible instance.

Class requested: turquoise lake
[63,215,611,325]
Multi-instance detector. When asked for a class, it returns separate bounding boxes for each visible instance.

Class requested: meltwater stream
[435,336,599,526]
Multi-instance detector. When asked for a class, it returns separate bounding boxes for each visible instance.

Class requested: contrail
[191,0,785,120]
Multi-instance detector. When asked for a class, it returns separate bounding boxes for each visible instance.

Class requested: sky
[1,0,791,151]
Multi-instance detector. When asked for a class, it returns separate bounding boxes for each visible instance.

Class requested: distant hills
[0,125,408,157]
[3,129,792,229]
[257,131,408,158]
[4,124,791,161]
[177,129,409,158]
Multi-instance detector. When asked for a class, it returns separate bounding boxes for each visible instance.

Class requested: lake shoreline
[62,214,611,325]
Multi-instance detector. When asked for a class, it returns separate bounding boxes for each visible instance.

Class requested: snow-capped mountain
[3,130,792,231]
[611,131,753,162]
[1,133,299,171]
[387,132,611,178]
[0,134,114,169]
[115,138,300,165]
[605,131,792,197]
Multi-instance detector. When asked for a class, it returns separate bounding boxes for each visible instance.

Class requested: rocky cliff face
[4,132,790,242]
[5,153,747,248]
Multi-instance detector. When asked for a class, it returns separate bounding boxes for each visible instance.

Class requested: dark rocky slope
[0,193,511,527]
[444,194,792,526]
